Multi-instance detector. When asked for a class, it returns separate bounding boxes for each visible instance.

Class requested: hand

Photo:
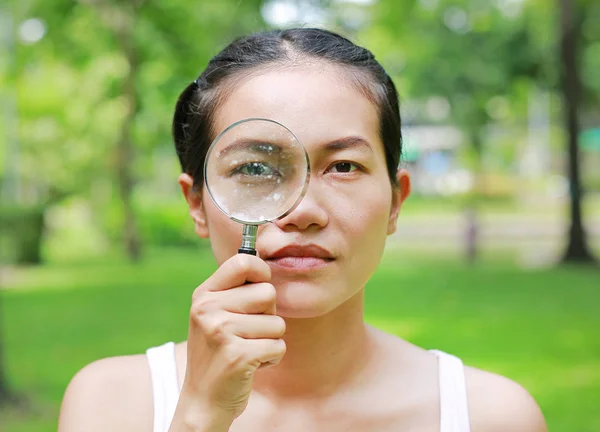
[170,254,286,431]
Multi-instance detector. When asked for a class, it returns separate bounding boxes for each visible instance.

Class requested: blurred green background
[0,0,599,431]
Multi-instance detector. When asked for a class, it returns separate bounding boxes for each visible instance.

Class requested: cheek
[203,196,243,265]
[332,178,392,237]
[331,177,392,287]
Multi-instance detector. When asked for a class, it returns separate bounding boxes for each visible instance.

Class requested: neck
[252,289,374,400]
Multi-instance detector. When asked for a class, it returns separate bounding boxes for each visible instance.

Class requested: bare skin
[59,337,545,432]
[58,63,547,432]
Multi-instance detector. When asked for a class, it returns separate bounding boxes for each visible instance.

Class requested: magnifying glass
[204,118,310,255]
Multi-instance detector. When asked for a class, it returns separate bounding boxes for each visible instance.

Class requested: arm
[466,367,548,432]
[58,355,153,432]
[59,254,283,432]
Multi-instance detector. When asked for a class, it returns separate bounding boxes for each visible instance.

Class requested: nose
[273,180,328,232]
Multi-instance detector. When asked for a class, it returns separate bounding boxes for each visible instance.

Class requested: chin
[272,278,344,319]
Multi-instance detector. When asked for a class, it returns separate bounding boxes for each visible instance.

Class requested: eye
[231,162,279,178]
[328,162,359,174]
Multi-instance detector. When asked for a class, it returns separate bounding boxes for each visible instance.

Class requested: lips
[264,244,334,271]
[266,244,334,259]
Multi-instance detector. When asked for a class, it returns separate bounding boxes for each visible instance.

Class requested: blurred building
[402,125,472,196]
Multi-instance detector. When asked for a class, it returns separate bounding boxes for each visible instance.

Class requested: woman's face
[181,64,410,318]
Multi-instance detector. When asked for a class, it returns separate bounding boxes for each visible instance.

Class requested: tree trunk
[0,284,21,408]
[559,0,596,263]
[0,5,15,406]
[115,5,142,262]
[0,289,10,405]
[464,127,483,264]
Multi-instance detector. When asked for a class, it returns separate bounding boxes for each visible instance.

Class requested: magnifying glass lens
[205,119,309,225]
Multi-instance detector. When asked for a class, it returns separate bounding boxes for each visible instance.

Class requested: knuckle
[191,289,201,305]
[274,316,286,336]
[191,282,210,302]
[223,344,247,368]
[275,339,287,357]
[202,315,232,342]
[259,283,277,303]
[257,258,271,279]
[242,367,255,379]
[233,254,253,276]
[190,293,216,318]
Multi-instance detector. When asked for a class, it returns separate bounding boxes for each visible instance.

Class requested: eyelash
[326,161,364,174]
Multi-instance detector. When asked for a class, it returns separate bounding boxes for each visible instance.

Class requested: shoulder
[464,365,547,432]
[58,353,153,432]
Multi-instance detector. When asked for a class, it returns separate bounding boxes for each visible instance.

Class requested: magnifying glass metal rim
[203,117,310,226]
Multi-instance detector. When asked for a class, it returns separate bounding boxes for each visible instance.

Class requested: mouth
[263,244,335,271]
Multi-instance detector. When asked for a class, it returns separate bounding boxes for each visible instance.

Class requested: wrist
[172,389,233,432]
[182,411,232,432]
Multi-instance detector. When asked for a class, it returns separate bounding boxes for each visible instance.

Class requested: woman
[58,28,547,432]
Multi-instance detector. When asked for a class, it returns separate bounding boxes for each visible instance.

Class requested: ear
[387,169,411,235]
[178,173,209,238]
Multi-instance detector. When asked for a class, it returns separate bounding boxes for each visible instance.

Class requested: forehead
[212,64,381,150]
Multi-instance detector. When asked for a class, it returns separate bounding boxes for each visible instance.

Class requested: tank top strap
[146,342,181,432]
[430,350,471,432]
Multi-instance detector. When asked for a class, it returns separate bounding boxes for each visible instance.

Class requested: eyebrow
[215,139,284,158]
[216,135,374,159]
[321,136,373,154]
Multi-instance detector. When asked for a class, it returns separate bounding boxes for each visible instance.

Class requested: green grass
[1,247,599,431]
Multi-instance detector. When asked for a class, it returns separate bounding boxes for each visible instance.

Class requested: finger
[218,283,277,315]
[241,338,286,366]
[227,313,286,339]
[204,254,271,292]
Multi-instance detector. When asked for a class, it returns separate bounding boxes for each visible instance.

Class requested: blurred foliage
[1,0,265,262]
[0,0,598,263]
[365,0,598,114]
[137,201,206,248]
[362,0,598,182]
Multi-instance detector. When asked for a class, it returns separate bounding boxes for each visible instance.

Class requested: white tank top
[146,342,471,432]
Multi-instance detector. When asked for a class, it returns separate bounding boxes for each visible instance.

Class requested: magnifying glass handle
[238,224,258,256]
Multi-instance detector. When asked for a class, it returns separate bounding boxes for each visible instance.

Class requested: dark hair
[172,27,402,189]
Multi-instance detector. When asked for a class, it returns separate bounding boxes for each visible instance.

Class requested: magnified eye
[231,162,280,178]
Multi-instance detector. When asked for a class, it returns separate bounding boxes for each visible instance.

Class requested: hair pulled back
[172,27,402,189]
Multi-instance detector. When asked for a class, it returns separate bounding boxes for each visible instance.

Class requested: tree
[10,0,266,261]
[362,0,598,264]
[0,286,11,406]
[559,0,596,263]
[0,1,19,407]
[362,0,542,261]
[79,0,147,261]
